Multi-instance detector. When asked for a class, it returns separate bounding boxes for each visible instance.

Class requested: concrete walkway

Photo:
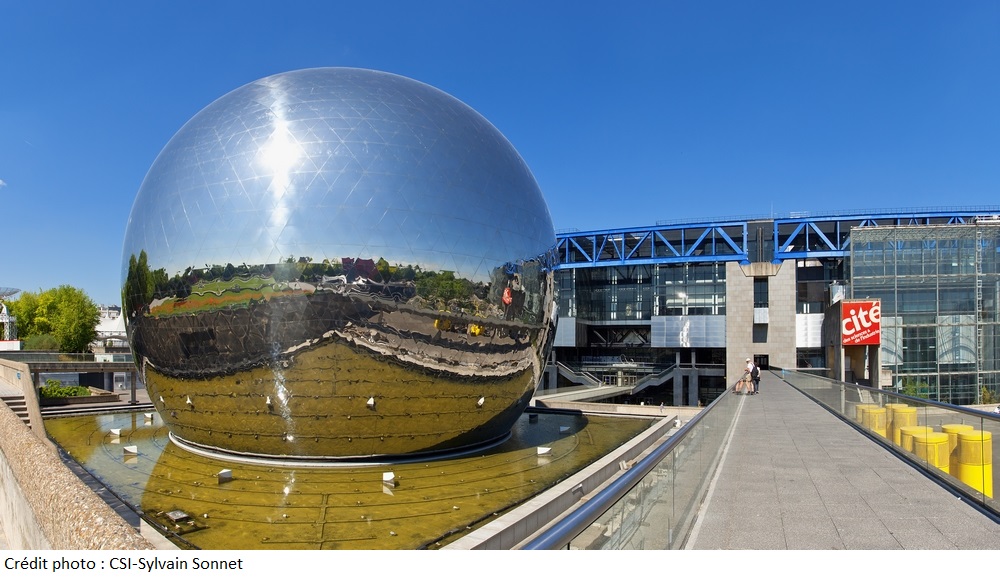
[0,381,23,397]
[688,374,1000,549]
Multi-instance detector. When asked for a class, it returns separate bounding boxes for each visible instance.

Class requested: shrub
[24,334,59,351]
[38,380,91,399]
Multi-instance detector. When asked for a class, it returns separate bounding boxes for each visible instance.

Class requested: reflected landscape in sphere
[122,68,557,460]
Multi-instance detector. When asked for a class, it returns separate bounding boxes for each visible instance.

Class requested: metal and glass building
[850,222,1000,404]
[549,207,1000,406]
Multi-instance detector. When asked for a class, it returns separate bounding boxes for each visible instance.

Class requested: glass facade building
[552,211,1000,407]
[557,263,727,323]
[554,262,729,402]
[850,224,1000,404]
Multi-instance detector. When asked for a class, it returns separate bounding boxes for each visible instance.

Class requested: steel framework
[556,208,1000,268]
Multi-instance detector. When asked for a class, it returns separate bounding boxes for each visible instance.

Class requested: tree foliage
[900,377,930,400]
[8,285,100,352]
[415,270,478,306]
[119,251,487,313]
[124,250,155,315]
[39,379,91,398]
[23,334,59,351]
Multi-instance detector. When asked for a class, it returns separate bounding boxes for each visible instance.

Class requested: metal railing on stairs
[554,362,603,388]
[630,364,677,395]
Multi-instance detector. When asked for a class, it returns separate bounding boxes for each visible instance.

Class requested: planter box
[39,387,121,406]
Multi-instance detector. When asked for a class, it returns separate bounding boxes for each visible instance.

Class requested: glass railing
[0,352,134,363]
[522,385,740,549]
[777,368,998,516]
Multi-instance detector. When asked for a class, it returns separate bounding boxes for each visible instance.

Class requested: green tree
[415,270,474,304]
[150,267,170,297]
[52,285,100,352]
[900,377,930,400]
[375,257,391,281]
[8,285,100,353]
[9,290,40,339]
[397,264,416,282]
[124,250,154,316]
[273,257,301,282]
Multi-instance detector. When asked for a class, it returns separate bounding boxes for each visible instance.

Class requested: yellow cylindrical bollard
[884,403,909,443]
[855,403,878,424]
[941,424,975,478]
[891,407,918,445]
[914,432,950,473]
[956,430,993,498]
[864,408,888,438]
[899,425,935,453]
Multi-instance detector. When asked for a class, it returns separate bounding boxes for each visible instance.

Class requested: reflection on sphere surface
[122,68,557,460]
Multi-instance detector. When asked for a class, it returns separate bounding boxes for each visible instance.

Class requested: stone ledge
[0,402,155,549]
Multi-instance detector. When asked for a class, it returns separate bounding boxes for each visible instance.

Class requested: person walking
[744,358,760,395]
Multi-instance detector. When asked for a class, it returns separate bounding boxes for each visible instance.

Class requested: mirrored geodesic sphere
[122,68,557,461]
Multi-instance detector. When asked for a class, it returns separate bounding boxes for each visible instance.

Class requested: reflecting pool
[45,411,654,549]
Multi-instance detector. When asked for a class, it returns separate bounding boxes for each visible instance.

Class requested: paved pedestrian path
[687,374,1000,549]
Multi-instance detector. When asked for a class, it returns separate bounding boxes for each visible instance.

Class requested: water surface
[46,411,654,549]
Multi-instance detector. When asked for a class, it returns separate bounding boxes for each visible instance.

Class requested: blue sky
[1,1,998,306]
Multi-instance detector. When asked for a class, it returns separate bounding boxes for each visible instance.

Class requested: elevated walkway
[686,374,1000,549]
[543,362,683,403]
[534,383,631,404]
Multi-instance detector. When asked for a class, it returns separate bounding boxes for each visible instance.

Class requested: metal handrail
[0,351,135,363]
[630,364,677,392]
[777,367,1000,422]
[553,362,603,388]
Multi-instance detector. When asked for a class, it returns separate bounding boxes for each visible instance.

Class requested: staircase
[554,362,603,388]
[1,394,31,428]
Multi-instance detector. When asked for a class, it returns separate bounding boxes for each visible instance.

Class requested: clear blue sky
[1,1,998,306]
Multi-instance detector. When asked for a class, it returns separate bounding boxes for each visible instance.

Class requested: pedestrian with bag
[744,358,761,395]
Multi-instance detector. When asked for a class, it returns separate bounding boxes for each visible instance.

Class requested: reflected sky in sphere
[123,67,554,284]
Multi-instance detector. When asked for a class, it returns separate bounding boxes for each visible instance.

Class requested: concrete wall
[0,359,47,444]
[725,261,798,382]
[0,365,154,549]
[0,441,51,549]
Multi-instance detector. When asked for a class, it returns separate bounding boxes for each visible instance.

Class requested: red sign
[842,300,881,346]
[502,287,513,305]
